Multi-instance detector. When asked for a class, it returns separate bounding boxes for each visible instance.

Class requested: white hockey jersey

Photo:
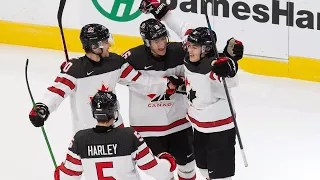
[184,57,238,133]
[122,44,191,137]
[41,54,169,134]
[160,11,239,133]
[55,126,173,180]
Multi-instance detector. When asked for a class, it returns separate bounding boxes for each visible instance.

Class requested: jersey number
[96,162,115,180]
[62,62,73,72]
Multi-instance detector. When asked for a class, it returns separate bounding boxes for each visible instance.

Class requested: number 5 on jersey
[96,162,115,180]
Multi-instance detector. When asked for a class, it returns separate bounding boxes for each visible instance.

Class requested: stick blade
[241,149,249,167]
[57,0,67,25]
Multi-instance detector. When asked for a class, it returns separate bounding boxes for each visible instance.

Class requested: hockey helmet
[139,18,168,47]
[187,27,217,54]
[80,23,114,51]
[90,90,119,122]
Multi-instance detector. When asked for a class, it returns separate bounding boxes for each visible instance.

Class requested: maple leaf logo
[187,88,197,103]
[89,83,110,102]
[185,77,196,103]
[185,77,190,86]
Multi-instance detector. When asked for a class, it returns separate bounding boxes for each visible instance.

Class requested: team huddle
[28,0,244,180]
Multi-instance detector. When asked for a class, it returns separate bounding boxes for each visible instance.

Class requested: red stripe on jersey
[55,77,75,90]
[187,114,233,128]
[135,146,150,160]
[60,163,82,176]
[132,72,142,81]
[178,174,196,180]
[131,118,189,132]
[120,65,133,78]
[48,86,65,97]
[66,154,82,165]
[138,159,158,170]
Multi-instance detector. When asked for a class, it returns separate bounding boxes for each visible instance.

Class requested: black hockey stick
[25,59,57,168]
[203,3,248,167]
[57,0,69,61]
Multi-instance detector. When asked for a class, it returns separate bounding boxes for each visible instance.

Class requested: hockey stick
[203,3,248,167]
[25,59,57,168]
[57,0,69,61]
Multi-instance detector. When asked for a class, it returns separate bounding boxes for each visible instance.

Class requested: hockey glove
[158,152,177,172]
[176,84,186,94]
[211,57,238,78]
[29,102,50,127]
[223,38,244,61]
[167,75,184,87]
[167,75,184,94]
[54,164,61,180]
[139,0,170,20]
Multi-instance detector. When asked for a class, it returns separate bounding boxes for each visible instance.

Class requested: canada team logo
[147,93,174,108]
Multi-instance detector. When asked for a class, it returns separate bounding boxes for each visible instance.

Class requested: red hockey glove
[211,57,238,78]
[54,163,66,180]
[223,38,244,61]
[158,152,176,172]
[29,103,50,127]
[54,165,60,180]
[139,0,170,19]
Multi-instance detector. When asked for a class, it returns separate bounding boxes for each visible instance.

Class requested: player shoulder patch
[121,50,132,59]
[133,131,144,142]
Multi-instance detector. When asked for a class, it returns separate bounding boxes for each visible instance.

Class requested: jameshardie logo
[92,0,142,22]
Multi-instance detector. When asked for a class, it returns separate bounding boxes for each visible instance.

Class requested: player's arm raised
[131,130,176,180]
[139,0,244,62]
[54,135,83,180]
[29,61,77,127]
[139,0,194,40]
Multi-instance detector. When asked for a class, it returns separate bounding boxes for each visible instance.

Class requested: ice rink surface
[0,44,319,180]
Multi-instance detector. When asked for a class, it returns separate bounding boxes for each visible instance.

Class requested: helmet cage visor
[90,33,114,49]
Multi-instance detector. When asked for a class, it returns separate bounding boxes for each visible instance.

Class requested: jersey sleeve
[161,10,194,40]
[118,58,168,95]
[41,61,77,113]
[131,130,172,180]
[54,134,83,180]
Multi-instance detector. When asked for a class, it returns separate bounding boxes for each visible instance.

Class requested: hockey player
[121,18,196,180]
[139,1,242,180]
[54,90,177,180]
[28,23,179,134]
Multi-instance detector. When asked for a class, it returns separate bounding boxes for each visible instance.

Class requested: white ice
[0,44,319,180]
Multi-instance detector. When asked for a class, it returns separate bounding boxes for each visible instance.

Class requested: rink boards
[0,0,319,82]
